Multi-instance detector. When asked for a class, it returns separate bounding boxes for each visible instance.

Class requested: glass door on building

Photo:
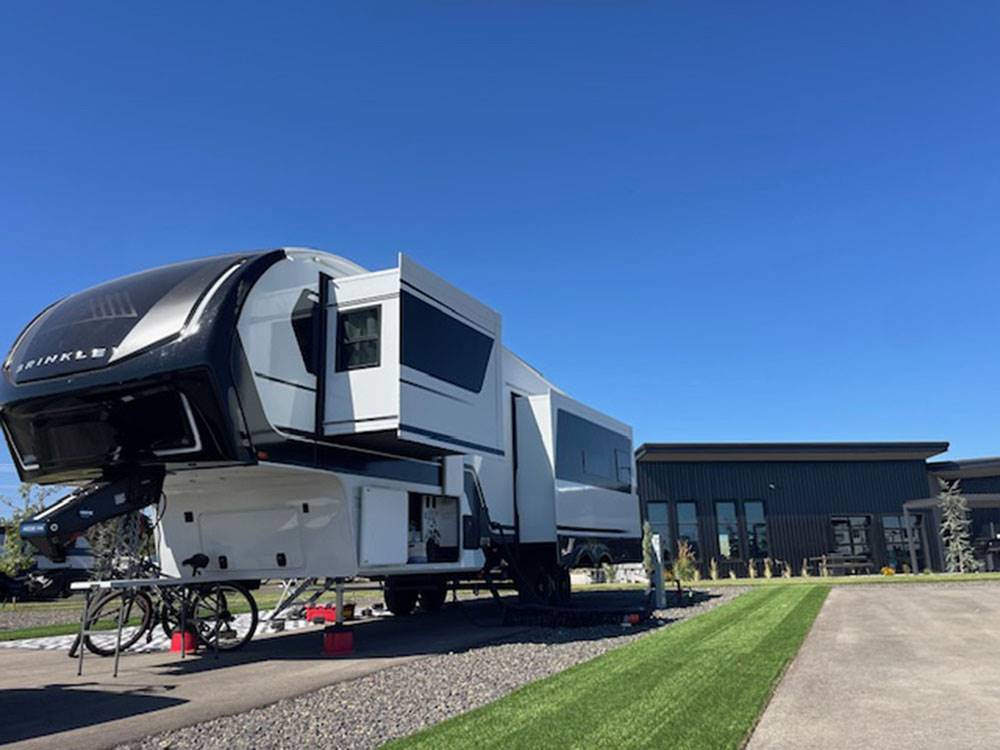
[830,516,872,558]
[882,514,925,571]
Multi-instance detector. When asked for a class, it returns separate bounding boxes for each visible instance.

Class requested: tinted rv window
[336,306,380,371]
[399,291,494,392]
[554,410,632,493]
[290,289,319,376]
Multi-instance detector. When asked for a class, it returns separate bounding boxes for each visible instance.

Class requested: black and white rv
[1,249,641,611]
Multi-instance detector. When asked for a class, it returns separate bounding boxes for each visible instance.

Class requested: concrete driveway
[749,582,1000,749]
[0,601,529,750]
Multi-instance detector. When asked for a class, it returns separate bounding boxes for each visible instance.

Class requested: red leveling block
[322,625,354,656]
[170,630,198,654]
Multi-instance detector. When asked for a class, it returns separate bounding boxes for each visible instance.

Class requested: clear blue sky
[1,1,998,499]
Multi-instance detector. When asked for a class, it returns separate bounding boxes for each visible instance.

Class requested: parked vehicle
[3,248,641,610]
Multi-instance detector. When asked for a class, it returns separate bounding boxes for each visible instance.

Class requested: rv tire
[418,582,448,612]
[384,582,418,616]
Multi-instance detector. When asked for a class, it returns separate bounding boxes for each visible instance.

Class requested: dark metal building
[636,442,956,576]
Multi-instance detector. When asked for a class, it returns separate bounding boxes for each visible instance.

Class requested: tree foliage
[938,478,980,574]
[0,483,59,575]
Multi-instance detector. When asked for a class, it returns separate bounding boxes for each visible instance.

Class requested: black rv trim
[398,423,504,456]
[557,524,629,534]
[314,273,331,437]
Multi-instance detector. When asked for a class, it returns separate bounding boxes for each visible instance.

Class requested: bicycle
[78,554,259,657]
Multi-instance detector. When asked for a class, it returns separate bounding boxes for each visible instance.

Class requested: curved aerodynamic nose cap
[6,253,250,384]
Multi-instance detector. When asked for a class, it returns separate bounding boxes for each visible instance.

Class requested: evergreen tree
[938,478,980,573]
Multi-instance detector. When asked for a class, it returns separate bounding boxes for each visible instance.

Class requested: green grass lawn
[388,585,830,750]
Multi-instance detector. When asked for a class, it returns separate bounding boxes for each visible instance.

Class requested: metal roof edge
[635,441,950,463]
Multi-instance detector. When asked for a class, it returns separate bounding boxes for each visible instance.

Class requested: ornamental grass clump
[709,557,719,581]
[763,557,773,580]
[670,540,697,593]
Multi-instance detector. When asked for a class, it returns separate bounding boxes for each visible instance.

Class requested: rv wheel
[418,583,447,612]
[384,583,418,616]
[554,567,571,606]
[518,565,555,605]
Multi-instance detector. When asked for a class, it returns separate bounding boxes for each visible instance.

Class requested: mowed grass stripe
[389,585,830,750]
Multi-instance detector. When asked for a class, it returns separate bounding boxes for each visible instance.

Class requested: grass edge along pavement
[582,570,1000,589]
[388,585,830,750]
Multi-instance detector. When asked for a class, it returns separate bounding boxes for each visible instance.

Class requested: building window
[715,501,741,560]
[336,306,380,371]
[882,514,925,571]
[831,515,872,557]
[646,501,671,559]
[744,500,769,558]
[676,501,699,558]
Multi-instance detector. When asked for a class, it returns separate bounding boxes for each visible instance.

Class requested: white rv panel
[359,486,408,567]
[200,507,305,571]
[156,465,358,581]
[514,395,557,543]
[324,269,401,432]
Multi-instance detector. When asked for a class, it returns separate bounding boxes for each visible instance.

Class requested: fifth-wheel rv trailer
[2,249,641,612]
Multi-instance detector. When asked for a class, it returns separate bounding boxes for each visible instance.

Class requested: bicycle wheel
[83,590,153,657]
[191,583,258,651]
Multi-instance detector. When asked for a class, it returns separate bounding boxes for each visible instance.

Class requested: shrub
[782,561,792,578]
[801,558,811,578]
[763,557,773,580]
[709,557,719,581]
[747,558,758,579]
[671,540,697,584]
[880,566,895,576]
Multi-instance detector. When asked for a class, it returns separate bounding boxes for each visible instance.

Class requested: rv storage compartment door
[323,254,504,458]
[359,487,408,567]
[199,507,305,573]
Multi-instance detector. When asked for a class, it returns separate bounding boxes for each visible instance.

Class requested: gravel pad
[118,587,747,750]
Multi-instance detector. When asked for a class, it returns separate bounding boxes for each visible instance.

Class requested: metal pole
[652,534,666,610]
[77,587,91,677]
[904,506,919,574]
[180,588,187,660]
[335,580,344,626]
[112,588,129,679]
[214,584,221,660]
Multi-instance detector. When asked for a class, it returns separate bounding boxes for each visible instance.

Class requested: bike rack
[70,576,218,678]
